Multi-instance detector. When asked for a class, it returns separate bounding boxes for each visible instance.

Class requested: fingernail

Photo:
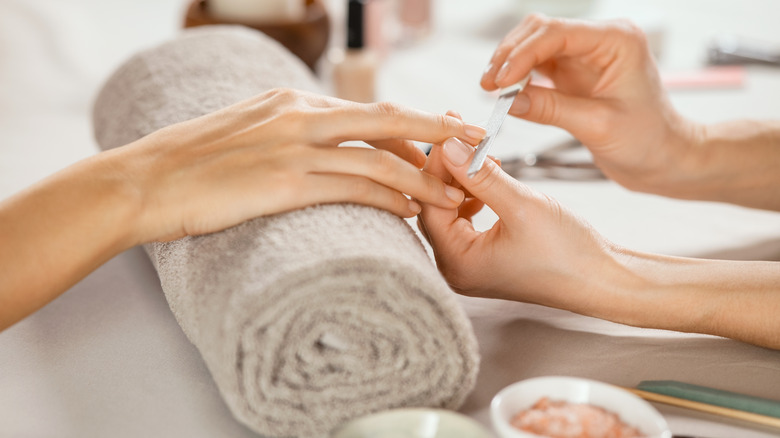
[464,124,486,141]
[445,185,465,203]
[495,61,511,83]
[443,138,472,167]
[408,200,421,214]
[482,62,494,77]
[512,92,531,115]
[414,147,427,167]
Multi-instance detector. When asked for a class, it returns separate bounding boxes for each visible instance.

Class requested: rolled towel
[92,26,480,438]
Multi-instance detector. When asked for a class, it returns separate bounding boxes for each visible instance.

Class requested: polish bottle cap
[346,0,366,49]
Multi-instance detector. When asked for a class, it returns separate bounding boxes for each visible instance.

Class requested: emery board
[467,75,530,177]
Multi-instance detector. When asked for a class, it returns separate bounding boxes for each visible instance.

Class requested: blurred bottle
[332,0,377,102]
[397,0,431,44]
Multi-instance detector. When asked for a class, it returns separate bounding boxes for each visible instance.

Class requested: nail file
[467,75,530,177]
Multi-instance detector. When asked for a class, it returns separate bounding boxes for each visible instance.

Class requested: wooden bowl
[184,0,330,71]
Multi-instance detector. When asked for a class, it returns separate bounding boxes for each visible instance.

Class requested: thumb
[512,85,607,144]
[440,138,528,218]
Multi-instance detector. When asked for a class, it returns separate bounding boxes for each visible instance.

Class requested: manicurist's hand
[418,133,615,309]
[0,88,486,330]
[418,131,780,349]
[481,14,699,194]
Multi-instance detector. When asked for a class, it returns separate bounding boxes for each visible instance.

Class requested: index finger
[484,15,621,89]
[316,100,487,146]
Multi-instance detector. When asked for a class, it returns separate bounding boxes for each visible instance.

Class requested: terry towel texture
[92,26,479,438]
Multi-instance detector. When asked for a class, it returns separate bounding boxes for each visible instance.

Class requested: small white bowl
[491,376,672,438]
[332,407,493,438]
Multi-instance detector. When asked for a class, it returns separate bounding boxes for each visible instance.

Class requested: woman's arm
[596,248,780,348]
[0,149,140,329]
[0,88,486,331]
[668,119,780,210]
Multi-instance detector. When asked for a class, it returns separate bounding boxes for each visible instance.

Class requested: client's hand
[481,14,699,193]
[0,88,485,330]
[418,134,615,313]
[121,88,486,242]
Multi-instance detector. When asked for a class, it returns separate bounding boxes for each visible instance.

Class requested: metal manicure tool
[499,138,605,181]
[467,75,530,177]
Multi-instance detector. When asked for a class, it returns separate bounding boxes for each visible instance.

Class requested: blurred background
[1,1,780,436]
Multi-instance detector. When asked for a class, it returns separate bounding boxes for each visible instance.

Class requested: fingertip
[408,199,422,215]
[413,146,427,168]
[464,124,486,143]
[446,110,463,120]
[444,185,465,204]
[495,61,511,85]
[481,61,500,91]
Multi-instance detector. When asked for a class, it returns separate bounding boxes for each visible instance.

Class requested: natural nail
[443,138,473,167]
[465,124,486,141]
[414,147,427,167]
[483,62,494,77]
[444,185,465,203]
[495,61,511,83]
[408,200,421,214]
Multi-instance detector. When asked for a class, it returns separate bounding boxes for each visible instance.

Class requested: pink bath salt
[510,397,645,438]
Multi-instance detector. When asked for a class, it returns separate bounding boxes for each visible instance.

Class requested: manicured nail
[512,92,531,115]
[443,138,472,167]
[482,62,494,80]
[495,61,511,83]
[408,200,421,214]
[444,185,465,203]
[414,146,427,167]
[464,124,486,141]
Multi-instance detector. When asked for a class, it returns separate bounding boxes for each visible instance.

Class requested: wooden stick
[623,387,780,429]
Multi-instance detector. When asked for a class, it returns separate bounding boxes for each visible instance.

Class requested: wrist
[89,147,149,250]
[637,112,707,199]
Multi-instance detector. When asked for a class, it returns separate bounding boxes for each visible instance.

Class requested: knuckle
[469,160,502,192]
[436,113,460,134]
[265,88,307,111]
[373,101,403,119]
[371,148,397,171]
[276,109,307,131]
[610,19,648,49]
[421,170,444,193]
[535,90,561,125]
[348,177,373,200]
[523,12,547,27]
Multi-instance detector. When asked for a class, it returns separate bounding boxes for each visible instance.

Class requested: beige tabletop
[1,1,779,437]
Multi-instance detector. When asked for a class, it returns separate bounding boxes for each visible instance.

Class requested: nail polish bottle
[398,0,431,44]
[332,0,376,103]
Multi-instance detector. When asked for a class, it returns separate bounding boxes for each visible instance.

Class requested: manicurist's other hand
[481,14,699,194]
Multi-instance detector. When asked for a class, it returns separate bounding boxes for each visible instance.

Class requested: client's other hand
[117,88,486,243]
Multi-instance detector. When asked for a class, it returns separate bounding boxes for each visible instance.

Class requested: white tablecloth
[1,1,779,437]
